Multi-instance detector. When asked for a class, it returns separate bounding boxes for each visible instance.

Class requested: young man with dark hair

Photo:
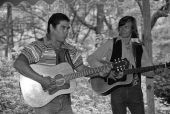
[14,13,110,114]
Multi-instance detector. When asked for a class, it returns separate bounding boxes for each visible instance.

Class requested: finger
[49,89,55,95]
[98,59,110,65]
[119,72,123,76]
[42,87,48,92]
[46,76,52,80]
[43,86,51,92]
[106,67,111,72]
[99,72,108,77]
[48,85,58,95]
[50,79,56,84]
[92,73,100,77]
[99,72,104,76]
[46,76,56,84]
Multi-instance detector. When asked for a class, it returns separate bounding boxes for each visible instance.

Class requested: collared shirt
[116,37,135,67]
[87,37,153,69]
[21,38,83,69]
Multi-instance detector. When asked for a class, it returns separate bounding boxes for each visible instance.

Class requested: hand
[114,71,124,79]
[163,68,170,75]
[99,66,112,77]
[88,66,111,78]
[154,68,164,75]
[106,71,124,81]
[88,60,112,78]
[40,76,57,94]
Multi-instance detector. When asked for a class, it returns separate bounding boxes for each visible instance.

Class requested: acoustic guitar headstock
[112,58,129,72]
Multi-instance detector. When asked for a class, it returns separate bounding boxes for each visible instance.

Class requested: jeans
[34,94,73,114]
[111,85,145,114]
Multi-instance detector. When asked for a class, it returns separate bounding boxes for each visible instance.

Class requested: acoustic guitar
[20,58,128,107]
[91,61,170,95]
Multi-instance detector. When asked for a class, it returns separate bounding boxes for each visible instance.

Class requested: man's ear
[44,35,52,45]
[50,24,54,32]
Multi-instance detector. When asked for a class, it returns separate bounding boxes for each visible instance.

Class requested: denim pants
[111,85,145,114]
[34,94,73,114]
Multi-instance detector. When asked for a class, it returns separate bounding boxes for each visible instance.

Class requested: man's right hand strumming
[40,76,57,94]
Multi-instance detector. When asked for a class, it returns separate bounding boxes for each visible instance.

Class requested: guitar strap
[55,49,75,70]
[65,49,75,70]
[55,49,66,64]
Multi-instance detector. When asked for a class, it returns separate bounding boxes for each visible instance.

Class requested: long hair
[118,16,139,38]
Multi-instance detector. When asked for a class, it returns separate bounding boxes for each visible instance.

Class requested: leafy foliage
[0,58,169,113]
[0,0,170,113]
[152,16,170,105]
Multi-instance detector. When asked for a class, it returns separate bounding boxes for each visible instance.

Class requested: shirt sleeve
[87,39,113,67]
[65,42,84,69]
[21,42,42,64]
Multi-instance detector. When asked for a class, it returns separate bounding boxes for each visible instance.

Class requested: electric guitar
[20,58,128,107]
[91,61,170,96]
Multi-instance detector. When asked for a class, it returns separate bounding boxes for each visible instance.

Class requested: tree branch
[81,29,91,44]
[135,0,143,16]
[69,5,96,31]
[151,0,170,29]
[104,16,112,30]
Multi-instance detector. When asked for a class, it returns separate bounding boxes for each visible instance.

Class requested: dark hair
[47,13,70,34]
[118,16,139,38]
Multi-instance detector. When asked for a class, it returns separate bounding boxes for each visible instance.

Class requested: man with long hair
[87,16,162,114]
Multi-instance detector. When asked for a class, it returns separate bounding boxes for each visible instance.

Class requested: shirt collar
[43,35,76,51]
[117,36,142,44]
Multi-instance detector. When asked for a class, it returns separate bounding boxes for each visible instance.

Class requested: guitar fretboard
[63,65,111,82]
[123,64,166,75]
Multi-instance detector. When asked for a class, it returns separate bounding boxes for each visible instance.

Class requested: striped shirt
[21,39,83,69]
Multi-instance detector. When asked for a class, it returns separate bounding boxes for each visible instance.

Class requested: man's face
[119,21,132,38]
[50,20,70,47]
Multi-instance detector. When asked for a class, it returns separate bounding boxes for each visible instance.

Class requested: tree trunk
[5,3,13,58]
[142,0,155,114]
[96,3,104,34]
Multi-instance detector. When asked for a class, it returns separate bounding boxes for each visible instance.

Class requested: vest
[110,38,143,86]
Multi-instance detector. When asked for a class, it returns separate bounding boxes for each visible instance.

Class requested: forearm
[87,40,112,67]
[14,60,44,84]
[87,55,104,67]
